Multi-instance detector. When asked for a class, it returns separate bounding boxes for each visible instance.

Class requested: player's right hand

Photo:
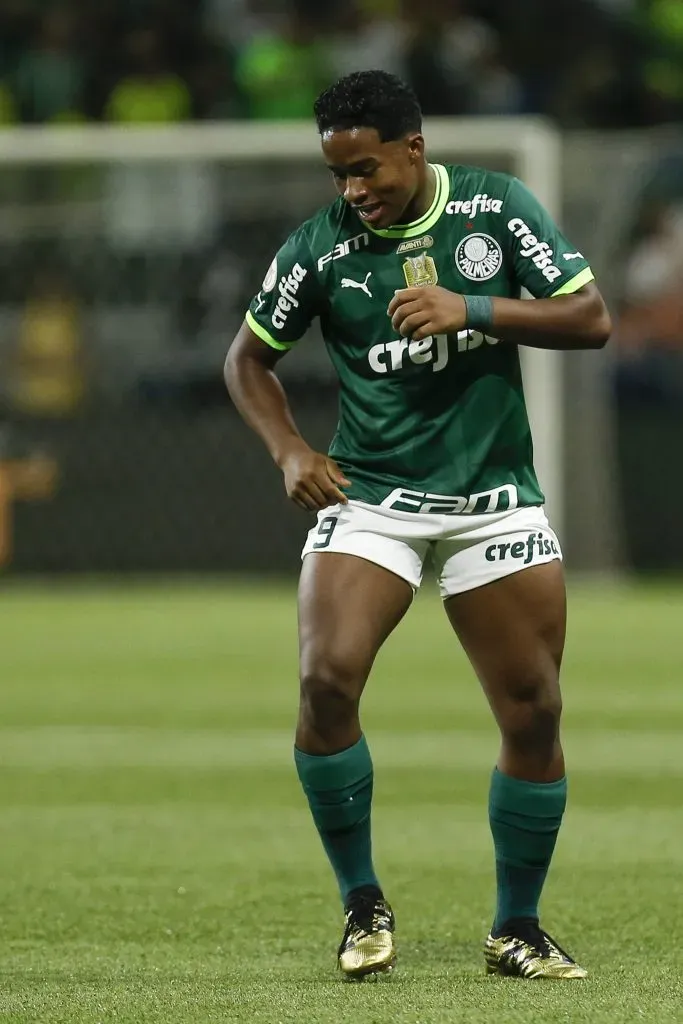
[279,442,351,511]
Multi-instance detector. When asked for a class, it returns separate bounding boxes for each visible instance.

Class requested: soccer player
[224,70,611,981]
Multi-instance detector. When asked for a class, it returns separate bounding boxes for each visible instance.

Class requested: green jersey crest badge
[403,253,438,288]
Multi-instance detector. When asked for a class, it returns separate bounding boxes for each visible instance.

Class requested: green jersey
[246,163,593,515]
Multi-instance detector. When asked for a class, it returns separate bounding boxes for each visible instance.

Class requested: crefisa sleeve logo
[455,233,503,281]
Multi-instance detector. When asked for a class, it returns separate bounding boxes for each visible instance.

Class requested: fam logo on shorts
[455,234,503,281]
[485,531,560,566]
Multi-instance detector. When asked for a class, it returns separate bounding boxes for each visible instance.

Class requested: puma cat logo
[341,272,372,298]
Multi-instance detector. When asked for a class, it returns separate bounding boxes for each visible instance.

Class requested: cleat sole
[341,956,397,981]
[486,962,587,980]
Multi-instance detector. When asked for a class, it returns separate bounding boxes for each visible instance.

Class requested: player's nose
[344,176,368,206]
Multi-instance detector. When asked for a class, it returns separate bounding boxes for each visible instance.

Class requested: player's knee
[299,656,361,735]
[499,676,562,755]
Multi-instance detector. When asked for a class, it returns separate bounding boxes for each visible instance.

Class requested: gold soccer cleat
[484,920,588,979]
[338,889,396,979]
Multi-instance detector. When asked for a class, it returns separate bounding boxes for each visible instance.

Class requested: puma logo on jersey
[341,272,373,298]
[563,251,583,261]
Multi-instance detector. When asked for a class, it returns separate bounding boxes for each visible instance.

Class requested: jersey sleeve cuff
[551,267,595,297]
[245,310,296,351]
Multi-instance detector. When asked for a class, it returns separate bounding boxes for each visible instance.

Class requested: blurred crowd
[1,0,683,424]
[0,0,682,128]
[613,154,683,409]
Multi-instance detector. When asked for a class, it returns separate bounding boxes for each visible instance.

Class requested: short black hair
[314,70,422,142]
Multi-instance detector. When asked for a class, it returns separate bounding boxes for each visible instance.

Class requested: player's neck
[398,164,436,226]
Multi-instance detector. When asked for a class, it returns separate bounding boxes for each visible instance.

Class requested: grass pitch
[0,579,681,1023]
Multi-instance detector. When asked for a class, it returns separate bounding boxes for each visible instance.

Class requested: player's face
[322,127,425,230]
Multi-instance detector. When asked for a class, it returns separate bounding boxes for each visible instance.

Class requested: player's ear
[406,134,425,163]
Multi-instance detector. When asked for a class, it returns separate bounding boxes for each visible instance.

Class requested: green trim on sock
[295,735,380,903]
[489,768,567,930]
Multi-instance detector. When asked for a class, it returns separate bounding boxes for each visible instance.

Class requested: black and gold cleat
[484,918,588,979]
[338,886,396,979]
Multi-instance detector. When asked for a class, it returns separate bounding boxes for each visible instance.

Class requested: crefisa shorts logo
[262,257,278,293]
[455,233,503,281]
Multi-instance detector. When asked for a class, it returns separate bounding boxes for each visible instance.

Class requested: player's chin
[355,202,393,229]
[374,205,402,229]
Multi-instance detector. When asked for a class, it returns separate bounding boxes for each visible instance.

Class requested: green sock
[294,735,380,904]
[489,767,567,932]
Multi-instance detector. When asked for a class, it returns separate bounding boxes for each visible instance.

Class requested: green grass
[0,579,681,1023]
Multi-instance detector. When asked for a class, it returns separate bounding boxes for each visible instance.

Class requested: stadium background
[0,2,682,1022]
[0,0,682,575]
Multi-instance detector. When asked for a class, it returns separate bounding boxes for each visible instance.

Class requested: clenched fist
[388,286,468,340]
[279,440,350,511]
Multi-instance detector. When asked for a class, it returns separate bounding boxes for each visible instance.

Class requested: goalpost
[0,118,564,533]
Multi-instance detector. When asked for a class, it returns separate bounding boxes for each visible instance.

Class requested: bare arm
[487,283,612,350]
[224,320,303,465]
[224,321,350,511]
[388,283,612,351]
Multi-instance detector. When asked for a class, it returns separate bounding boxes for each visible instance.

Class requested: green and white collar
[365,164,449,239]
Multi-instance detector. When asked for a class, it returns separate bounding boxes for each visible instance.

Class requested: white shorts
[301,500,562,598]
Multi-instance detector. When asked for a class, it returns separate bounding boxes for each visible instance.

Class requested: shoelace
[346,896,382,933]
[339,896,389,954]
[509,921,572,962]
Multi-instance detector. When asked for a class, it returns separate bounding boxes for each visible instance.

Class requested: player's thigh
[443,559,566,718]
[298,550,414,698]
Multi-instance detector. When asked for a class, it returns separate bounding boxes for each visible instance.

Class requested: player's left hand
[388,286,467,340]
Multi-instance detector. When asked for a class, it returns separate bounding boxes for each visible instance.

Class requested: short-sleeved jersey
[246,164,594,515]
